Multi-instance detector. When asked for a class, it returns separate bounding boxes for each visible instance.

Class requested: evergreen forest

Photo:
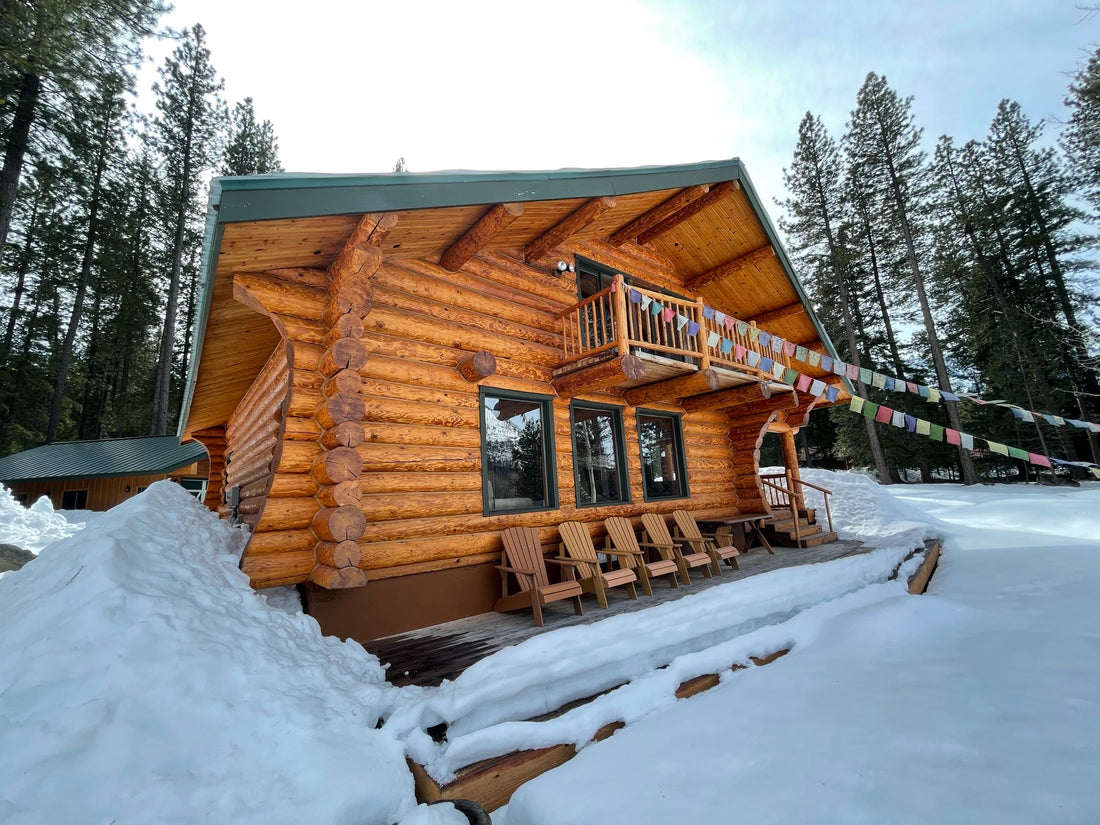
[0,2,1097,486]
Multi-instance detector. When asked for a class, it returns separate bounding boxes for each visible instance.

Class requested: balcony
[552,274,792,406]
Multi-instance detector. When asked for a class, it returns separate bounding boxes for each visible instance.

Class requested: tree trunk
[0,72,41,269]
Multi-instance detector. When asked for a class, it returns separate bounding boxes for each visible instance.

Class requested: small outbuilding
[0,436,209,510]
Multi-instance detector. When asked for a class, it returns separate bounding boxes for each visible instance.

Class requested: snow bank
[0,481,415,825]
[0,484,84,553]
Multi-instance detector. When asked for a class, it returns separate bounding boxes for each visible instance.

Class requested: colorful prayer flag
[915,419,931,436]
[773,361,786,379]
[785,341,797,357]
[771,337,784,353]
[907,382,919,394]
[640,294,652,310]
[1007,446,1029,460]
[846,364,860,380]
[795,345,808,362]
[748,324,759,342]
[875,404,893,424]
[650,300,663,316]
[833,360,846,377]
[927,388,941,403]
[960,433,974,450]
[807,351,821,368]
[905,414,916,432]
[859,367,872,384]
[733,344,746,360]
[863,400,880,419]
[702,306,715,320]
[725,316,736,330]
[783,368,800,385]
[810,379,826,396]
[825,386,840,403]
[714,311,726,325]
[796,374,812,392]
[988,441,1009,456]
[760,356,774,372]
[942,391,960,402]
[746,350,761,367]
[929,424,944,441]
[758,331,771,347]
[821,355,833,372]
[850,397,866,414]
[686,320,700,336]
[884,376,895,391]
[945,428,961,446]
[676,314,689,330]
[628,288,642,304]
[891,409,906,428]
[707,331,721,348]
[1029,453,1052,467]
[871,372,887,389]
[721,338,734,354]
[661,307,675,322]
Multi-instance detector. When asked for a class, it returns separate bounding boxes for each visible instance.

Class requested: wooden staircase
[759,472,839,549]
[763,507,839,548]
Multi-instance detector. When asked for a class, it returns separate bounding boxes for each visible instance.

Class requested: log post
[457,350,497,383]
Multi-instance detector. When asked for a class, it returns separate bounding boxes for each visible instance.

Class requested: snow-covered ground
[1,473,1097,824]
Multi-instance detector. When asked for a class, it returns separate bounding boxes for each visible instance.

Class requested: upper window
[637,410,689,501]
[571,401,629,507]
[481,389,557,514]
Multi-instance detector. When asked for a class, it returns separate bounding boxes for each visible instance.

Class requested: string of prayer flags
[807,350,821,368]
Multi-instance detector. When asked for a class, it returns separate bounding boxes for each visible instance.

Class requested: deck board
[366,539,868,686]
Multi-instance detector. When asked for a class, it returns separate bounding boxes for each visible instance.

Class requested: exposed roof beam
[329,212,399,283]
[685,243,775,291]
[439,202,524,272]
[524,196,616,263]
[551,353,644,397]
[622,369,720,407]
[681,381,789,413]
[608,185,710,246]
[750,300,804,327]
[636,180,740,245]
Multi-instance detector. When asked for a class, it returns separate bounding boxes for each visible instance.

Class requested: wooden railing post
[695,296,711,370]
[613,274,630,358]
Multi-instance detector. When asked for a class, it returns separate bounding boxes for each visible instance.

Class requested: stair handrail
[790,476,834,534]
[760,473,802,546]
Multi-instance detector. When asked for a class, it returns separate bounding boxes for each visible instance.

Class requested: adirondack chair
[494,526,584,627]
[641,512,713,586]
[603,516,680,596]
[558,521,639,609]
[672,509,740,575]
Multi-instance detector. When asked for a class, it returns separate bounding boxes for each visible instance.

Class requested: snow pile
[503,482,1100,825]
[0,484,84,553]
[0,481,414,825]
[762,467,944,545]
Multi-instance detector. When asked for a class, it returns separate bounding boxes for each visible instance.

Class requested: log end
[310,563,368,590]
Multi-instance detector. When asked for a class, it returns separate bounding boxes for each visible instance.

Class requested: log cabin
[179,158,849,641]
[0,435,209,510]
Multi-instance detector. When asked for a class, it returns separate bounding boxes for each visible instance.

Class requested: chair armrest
[600,547,642,558]
[546,556,580,568]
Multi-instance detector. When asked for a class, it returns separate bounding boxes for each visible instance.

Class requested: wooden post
[780,429,801,487]
[613,274,630,359]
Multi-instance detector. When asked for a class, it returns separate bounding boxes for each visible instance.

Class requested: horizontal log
[358,471,483,494]
[362,395,479,429]
[245,529,315,556]
[321,421,366,449]
[319,338,369,376]
[255,496,320,532]
[524,196,616,263]
[316,392,367,430]
[291,368,323,391]
[317,479,362,508]
[312,446,364,485]
[359,331,553,384]
[636,180,740,245]
[268,473,318,499]
[241,550,317,588]
[358,443,481,473]
[358,378,477,408]
[278,315,326,345]
[360,490,482,522]
[622,369,720,407]
[609,184,711,246]
[234,272,326,321]
[284,416,323,441]
[310,563,368,589]
[365,306,562,368]
[363,420,481,449]
[464,251,579,305]
[315,540,362,568]
[552,354,645,397]
[275,441,323,475]
[312,505,367,542]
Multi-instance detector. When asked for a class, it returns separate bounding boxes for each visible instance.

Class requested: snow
[2,472,1098,824]
[0,481,414,825]
[503,474,1100,825]
[0,486,84,554]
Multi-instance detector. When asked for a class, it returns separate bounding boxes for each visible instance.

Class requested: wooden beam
[685,243,776,291]
[636,180,740,245]
[552,353,644,397]
[608,185,710,246]
[750,300,804,327]
[456,350,497,382]
[682,381,776,413]
[622,369,720,406]
[440,203,524,271]
[726,392,799,421]
[329,212,399,283]
[524,197,616,263]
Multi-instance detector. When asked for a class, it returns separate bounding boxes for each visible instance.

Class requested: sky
[143,0,1100,213]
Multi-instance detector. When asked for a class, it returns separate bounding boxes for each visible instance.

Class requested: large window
[61,489,88,510]
[637,410,689,501]
[481,389,557,514]
[571,401,628,507]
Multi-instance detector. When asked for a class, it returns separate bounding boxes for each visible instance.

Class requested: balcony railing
[558,274,789,379]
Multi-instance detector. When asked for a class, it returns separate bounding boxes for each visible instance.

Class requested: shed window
[61,489,88,510]
[481,389,557,514]
[571,401,628,507]
[637,410,689,501]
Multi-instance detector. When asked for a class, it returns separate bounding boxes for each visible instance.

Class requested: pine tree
[1062,46,1100,214]
[780,112,892,481]
[221,97,283,176]
[148,23,225,435]
[844,73,978,484]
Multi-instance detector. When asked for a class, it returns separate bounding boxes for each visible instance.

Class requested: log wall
[228,227,776,632]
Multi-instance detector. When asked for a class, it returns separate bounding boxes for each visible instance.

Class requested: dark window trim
[574,255,626,301]
[635,408,690,502]
[479,387,559,515]
[569,399,630,509]
[60,489,89,510]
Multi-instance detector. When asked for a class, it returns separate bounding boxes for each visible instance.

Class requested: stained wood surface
[366,538,868,687]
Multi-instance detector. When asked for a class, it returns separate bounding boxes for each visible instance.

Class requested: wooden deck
[366,539,867,687]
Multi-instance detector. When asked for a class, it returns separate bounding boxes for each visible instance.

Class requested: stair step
[798,531,838,548]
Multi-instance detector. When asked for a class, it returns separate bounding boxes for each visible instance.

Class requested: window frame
[635,408,690,502]
[569,399,630,509]
[61,489,89,510]
[479,387,559,515]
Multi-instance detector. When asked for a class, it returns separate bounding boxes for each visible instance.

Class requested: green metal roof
[0,436,208,483]
[179,159,847,435]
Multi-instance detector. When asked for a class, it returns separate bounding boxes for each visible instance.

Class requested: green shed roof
[0,436,208,483]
